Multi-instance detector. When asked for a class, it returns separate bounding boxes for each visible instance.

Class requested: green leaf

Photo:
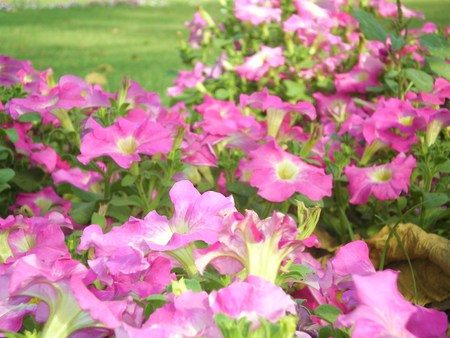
[319,325,350,338]
[10,168,45,192]
[214,88,230,100]
[121,174,136,187]
[0,168,15,184]
[284,80,306,100]
[352,10,387,42]
[426,56,450,81]
[110,194,144,208]
[0,128,19,143]
[419,34,450,59]
[389,33,405,51]
[436,160,450,173]
[105,205,131,222]
[141,294,167,319]
[405,68,434,93]
[314,304,343,324]
[184,279,203,292]
[69,201,97,225]
[70,185,103,202]
[226,182,257,197]
[423,192,448,208]
[91,212,107,230]
[17,113,42,123]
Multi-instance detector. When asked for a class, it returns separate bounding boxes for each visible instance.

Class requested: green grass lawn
[0,0,448,102]
[0,2,222,101]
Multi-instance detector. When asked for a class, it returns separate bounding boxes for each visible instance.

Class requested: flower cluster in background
[0,0,449,336]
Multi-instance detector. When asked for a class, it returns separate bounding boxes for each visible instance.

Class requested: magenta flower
[241,88,315,138]
[0,55,27,87]
[195,210,314,282]
[241,139,332,202]
[363,98,426,153]
[167,62,206,97]
[193,96,265,151]
[78,116,173,169]
[186,11,208,49]
[235,46,285,81]
[52,167,102,190]
[334,54,383,93]
[210,275,296,328]
[11,186,71,217]
[345,153,416,205]
[234,0,281,25]
[335,270,447,337]
[6,75,109,122]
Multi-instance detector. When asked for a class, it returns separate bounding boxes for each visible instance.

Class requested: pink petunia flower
[210,275,296,328]
[241,139,332,202]
[52,167,102,190]
[119,291,221,337]
[335,270,447,337]
[185,11,208,49]
[344,153,416,205]
[167,62,206,97]
[363,98,426,153]
[195,210,316,282]
[234,0,281,25]
[78,116,173,169]
[235,46,285,81]
[334,54,384,94]
[11,186,71,217]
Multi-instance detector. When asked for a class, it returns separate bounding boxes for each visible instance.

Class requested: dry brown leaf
[366,223,450,307]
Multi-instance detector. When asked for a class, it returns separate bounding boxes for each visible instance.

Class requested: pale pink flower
[335,270,447,337]
[167,62,206,97]
[234,0,281,25]
[119,291,220,338]
[141,180,235,251]
[372,0,424,19]
[6,75,110,121]
[241,139,332,202]
[235,46,285,81]
[78,116,172,169]
[210,275,296,328]
[195,210,316,282]
[344,153,416,205]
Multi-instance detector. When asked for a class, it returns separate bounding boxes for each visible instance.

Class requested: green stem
[338,206,354,241]
[103,161,115,200]
[137,178,151,215]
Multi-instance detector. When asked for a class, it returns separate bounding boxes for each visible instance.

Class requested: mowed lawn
[0,2,222,101]
[0,0,448,102]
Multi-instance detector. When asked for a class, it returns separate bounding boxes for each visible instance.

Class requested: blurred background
[0,0,448,102]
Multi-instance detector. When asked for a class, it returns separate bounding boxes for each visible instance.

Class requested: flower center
[371,168,392,182]
[356,71,369,82]
[276,160,299,181]
[116,136,139,155]
[35,197,53,212]
[398,116,414,127]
